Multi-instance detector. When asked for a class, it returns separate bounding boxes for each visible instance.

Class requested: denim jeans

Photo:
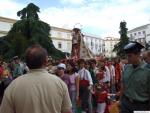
[88,92,93,113]
[97,102,106,113]
[70,90,77,113]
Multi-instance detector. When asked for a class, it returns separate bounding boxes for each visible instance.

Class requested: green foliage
[113,21,129,58]
[17,3,40,20]
[0,3,66,60]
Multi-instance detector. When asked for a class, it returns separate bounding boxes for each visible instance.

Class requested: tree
[113,21,129,57]
[0,3,66,60]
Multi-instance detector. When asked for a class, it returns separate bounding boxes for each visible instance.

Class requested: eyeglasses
[57,67,64,70]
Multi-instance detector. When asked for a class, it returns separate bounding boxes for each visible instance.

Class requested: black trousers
[79,87,90,112]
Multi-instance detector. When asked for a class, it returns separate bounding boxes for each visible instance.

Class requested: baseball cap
[57,63,66,70]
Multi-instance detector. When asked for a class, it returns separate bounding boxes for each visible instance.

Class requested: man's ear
[137,52,141,57]
[43,56,49,66]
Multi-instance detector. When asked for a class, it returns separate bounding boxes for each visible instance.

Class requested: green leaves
[17,3,40,20]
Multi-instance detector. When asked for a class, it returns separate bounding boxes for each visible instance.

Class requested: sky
[0,0,150,38]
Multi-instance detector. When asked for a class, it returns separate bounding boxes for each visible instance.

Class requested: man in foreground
[0,44,72,113]
[120,42,150,113]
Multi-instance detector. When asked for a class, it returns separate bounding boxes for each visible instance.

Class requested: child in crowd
[95,83,108,113]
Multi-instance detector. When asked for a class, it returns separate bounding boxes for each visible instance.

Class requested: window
[91,41,93,47]
[130,34,133,37]
[138,32,141,35]
[95,44,98,50]
[58,42,62,48]
[99,48,101,52]
[134,33,137,36]
[67,42,70,48]
[67,34,70,39]
[143,31,145,35]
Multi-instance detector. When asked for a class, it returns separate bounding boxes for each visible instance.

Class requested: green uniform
[122,62,150,102]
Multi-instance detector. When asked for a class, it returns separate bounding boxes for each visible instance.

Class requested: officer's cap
[124,41,144,54]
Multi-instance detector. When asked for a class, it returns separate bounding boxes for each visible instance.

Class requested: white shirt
[94,67,99,75]
[102,66,111,82]
[78,68,93,85]
[108,65,115,80]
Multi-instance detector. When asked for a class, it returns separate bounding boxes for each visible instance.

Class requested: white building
[83,33,103,55]
[104,37,119,58]
[51,26,72,53]
[127,24,150,46]
[0,16,104,55]
[0,16,16,37]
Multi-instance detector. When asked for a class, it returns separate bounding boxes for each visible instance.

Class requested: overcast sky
[0,0,150,38]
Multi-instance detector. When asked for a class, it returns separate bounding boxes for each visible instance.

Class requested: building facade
[103,37,119,58]
[0,16,16,37]
[0,16,105,55]
[127,24,150,46]
[51,26,72,53]
[83,33,104,55]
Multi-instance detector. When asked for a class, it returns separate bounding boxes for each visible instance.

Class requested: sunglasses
[57,67,64,70]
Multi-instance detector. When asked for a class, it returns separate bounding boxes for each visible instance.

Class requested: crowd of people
[52,57,127,113]
[0,50,127,113]
[0,42,150,113]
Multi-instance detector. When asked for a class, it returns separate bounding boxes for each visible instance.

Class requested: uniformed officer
[120,41,150,113]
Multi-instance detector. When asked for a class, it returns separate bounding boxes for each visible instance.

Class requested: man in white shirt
[78,59,93,113]
[108,60,116,101]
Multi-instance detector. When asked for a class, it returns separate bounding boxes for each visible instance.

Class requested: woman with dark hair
[66,61,79,113]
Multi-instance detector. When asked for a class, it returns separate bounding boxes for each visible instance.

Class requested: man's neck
[80,67,85,69]
[132,59,141,68]
[133,59,141,65]
[92,66,96,69]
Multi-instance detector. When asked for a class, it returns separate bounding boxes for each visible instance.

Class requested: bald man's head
[25,45,48,69]
[142,50,150,64]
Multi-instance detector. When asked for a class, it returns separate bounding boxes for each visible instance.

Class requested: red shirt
[96,72,104,80]
[115,63,121,81]
[96,90,108,103]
